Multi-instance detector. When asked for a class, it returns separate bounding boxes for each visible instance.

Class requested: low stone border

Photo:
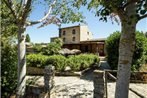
[27,67,44,75]
[105,70,147,83]
[55,71,81,76]
[27,67,81,76]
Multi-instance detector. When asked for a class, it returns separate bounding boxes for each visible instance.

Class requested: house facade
[51,24,106,56]
[58,25,93,44]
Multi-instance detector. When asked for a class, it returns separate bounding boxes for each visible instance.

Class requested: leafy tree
[42,38,63,55]
[2,0,84,97]
[26,34,31,42]
[75,0,147,97]
[1,0,17,41]
[106,31,147,71]
[1,1,18,97]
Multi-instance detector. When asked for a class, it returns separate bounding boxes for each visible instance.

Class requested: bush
[42,38,63,55]
[132,32,147,69]
[33,44,43,53]
[27,53,100,71]
[27,54,49,68]
[27,54,66,71]
[105,31,120,70]
[47,55,67,71]
[1,42,17,97]
[67,54,100,71]
[106,31,147,71]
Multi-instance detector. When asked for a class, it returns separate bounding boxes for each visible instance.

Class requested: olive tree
[75,0,147,98]
[2,0,84,97]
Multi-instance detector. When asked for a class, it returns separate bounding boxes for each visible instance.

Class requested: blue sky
[26,4,147,43]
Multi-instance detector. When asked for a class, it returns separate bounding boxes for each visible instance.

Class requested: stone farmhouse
[51,24,106,56]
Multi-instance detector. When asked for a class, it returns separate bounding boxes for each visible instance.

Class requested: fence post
[43,65,55,98]
[93,70,107,98]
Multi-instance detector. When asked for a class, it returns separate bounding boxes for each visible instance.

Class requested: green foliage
[67,54,100,71]
[42,38,63,55]
[33,0,85,28]
[105,31,120,70]
[106,31,147,71]
[47,55,67,71]
[75,0,146,22]
[27,54,49,68]
[33,44,43,52]
[145,32,147,37]
[26,34,31,42]
[133,32,147,69]
[27,54,66,71]
[1,41,17,98]
[1,1,17,42]
[27,53,99,71]
[1,1,18,97]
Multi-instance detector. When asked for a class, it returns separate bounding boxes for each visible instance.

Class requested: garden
[26,38,100,75]
[2,0,147,98]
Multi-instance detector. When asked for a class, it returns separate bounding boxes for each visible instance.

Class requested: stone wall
[26,66,55,98]
[93,70,107,98]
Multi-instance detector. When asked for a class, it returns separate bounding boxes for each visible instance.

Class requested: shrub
[42,38,63,55]
[27,53,100,71]
[67,54,99,71]
[105,31,120,70]
[106,31,147,71]
[47,55,67,71]
[27,54,49,68]
[1,42,17,97]
[132,32,147,69]
[33,44,43,53]
[27,54,66,71]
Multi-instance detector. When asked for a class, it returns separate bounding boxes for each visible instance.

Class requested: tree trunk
[115,0,137,97]
[115,21,136,98]
[16,25,26,98]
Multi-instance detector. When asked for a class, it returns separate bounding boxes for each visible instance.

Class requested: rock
[65,66,71,71]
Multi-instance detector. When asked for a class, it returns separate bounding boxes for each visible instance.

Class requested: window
[72,29,76,34]
[63,31,66,35]
[72,37,75,41]
[87,32,89,35]
[63,38,66,42]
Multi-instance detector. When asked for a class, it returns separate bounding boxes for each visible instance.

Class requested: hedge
[27,54,100,71]
[67,54,100,71]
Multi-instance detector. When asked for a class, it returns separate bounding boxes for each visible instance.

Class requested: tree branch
[21,0,32,25]
[2,0,17,18]
[138,14,147,21]
[25,0,57,26]
[17,0,23,18]
[36,0,57,22]
[123,0,140,8]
